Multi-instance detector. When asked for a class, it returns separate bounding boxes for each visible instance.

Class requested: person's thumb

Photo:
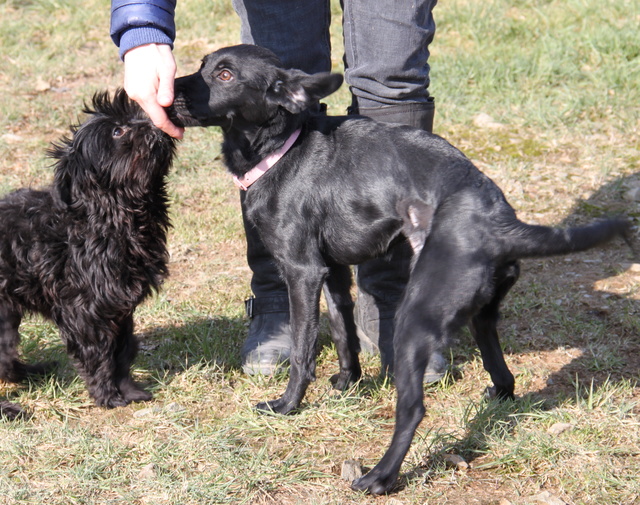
[156,46,177,107]
[157,74,175,107]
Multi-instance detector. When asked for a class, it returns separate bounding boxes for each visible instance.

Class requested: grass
[1,0,639,503]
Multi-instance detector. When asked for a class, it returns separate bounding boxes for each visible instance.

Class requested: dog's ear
[49,139,75,206]
[268,70,343,114]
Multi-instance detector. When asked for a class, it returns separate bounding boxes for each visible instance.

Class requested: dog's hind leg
[323,264,361,390]
[353,229,493,494]
[0,305,55,419]
[0,307,25,383]
[0,306,27,419]
[469,261,520,400]
[0,306,55,383]
[0,400,26,420]
[114,314,152,403]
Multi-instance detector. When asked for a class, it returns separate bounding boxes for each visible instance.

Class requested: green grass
[1,0,639,503]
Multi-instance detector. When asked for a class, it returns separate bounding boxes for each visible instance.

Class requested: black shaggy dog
[0,89,175,420]
[171,45,635,495]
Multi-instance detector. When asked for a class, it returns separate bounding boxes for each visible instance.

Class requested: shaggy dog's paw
[95,393,129,409]
[0,401,27,421]
[119,380,153,403]
[122,387,153,403]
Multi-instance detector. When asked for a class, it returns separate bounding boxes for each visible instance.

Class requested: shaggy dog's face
[51,90,176,206]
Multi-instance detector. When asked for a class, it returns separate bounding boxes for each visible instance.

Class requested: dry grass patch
[1,0,639,504]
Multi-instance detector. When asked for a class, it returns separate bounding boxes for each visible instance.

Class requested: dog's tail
[504,218,637,260]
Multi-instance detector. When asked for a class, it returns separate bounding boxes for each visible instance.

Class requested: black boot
[240,192,291,375]
[352,98,447,382]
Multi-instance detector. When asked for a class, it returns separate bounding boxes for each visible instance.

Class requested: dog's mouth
[167,95,231,129]
[165,103,187,128]
[166,106,229,129]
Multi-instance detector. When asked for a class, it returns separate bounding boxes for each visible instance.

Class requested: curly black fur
[0,89,175,419]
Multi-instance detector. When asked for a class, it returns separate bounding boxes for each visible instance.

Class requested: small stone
[133,406,161,418]
[35,77,50,92]
[137,463,156,479]
[498,499,514,505]
[1,133,23,143]
[341,460,363,481]
[547,422,573,436]
[622,187,640,201]
[164,402,186,413]
[529,491,568,505]
[442,453,469,470]
[473,112,505,129]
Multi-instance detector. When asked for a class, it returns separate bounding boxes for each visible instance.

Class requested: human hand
[123,43,185,139]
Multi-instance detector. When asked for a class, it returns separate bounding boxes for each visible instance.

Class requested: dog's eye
[112,127,125,138]
[217,69,234,82]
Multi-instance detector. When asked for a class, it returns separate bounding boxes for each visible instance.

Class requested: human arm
[110,1,184,138]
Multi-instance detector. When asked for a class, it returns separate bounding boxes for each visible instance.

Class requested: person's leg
[232,0,332,374]
[343,0,446,382]
[342,0,437,110]
[232,0,332,74]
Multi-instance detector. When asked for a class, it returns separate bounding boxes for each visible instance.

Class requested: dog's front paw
[119,379,153,403]
[484,385,515,401]
[122,387,153,404]
[256,398,298,415]
[0,401,28,420]
[95,393,128,409]
[351,468,398,496]
[329,370,359,391]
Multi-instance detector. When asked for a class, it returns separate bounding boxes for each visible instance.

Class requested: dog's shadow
[4,315,247,412]
[135,315,247,384]
[507,171,640,405]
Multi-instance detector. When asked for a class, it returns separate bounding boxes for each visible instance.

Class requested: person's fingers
[123,44,184,139]
[142,100,184,139]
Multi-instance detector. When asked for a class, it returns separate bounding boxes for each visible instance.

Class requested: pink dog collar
[233,128,301,191]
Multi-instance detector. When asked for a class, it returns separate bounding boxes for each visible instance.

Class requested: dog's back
[0,188,66,315]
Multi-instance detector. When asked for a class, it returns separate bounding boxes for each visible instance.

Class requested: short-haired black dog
[0,90,175,419]
[171,45,634,495]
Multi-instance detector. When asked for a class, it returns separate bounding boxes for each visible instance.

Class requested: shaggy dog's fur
[0,90,175,419]
[172,45,634,495]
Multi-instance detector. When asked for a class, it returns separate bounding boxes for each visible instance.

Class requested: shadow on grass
[526,171,640,404]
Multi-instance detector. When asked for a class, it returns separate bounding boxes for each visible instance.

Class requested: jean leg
[343,0,437,107]
[232,0,332,73]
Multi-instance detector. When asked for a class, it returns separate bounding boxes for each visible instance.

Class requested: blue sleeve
[110,0,177,59]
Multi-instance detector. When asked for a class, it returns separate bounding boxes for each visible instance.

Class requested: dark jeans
[232,0,437,108]
[232,0,437,299]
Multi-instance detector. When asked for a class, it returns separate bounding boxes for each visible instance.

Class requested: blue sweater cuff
[118,27,174,59]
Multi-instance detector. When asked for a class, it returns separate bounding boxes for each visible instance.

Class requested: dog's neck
[232,128,301,190]
[222,110,307,180]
